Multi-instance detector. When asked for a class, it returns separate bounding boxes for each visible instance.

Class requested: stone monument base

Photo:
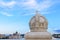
[25,32,52,40]
[25,39,51,40]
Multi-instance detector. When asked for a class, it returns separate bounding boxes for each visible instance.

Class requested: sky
[0,0,60,34]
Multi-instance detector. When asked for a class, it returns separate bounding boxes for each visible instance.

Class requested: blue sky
[0,0,60,34]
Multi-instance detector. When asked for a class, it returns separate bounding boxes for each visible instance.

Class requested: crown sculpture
[25,11,52,40]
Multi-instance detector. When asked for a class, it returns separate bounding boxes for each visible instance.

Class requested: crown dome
[29,11,48,32]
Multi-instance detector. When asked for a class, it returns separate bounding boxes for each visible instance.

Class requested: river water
[0,38,60,40]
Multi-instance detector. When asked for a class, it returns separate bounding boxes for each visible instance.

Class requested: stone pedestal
[25,32,52,40]
[25,38,51,40]
[25,11,52,40]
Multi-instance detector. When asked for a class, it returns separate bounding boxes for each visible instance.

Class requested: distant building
[9,32,20,39]
[52,34,60,38]
[20,34,25,38]
[0,34,5,39]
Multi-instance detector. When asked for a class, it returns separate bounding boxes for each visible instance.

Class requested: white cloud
[19,0,52,10]
[0,1,16,8]
[0,12,13,16]
[37,0,52,11]
[22,0,37,8]
[0,0,59,16]
[19,0,53,16]
[18,0,37,10]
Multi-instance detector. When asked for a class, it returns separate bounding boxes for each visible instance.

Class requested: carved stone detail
[29,12,48,32]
